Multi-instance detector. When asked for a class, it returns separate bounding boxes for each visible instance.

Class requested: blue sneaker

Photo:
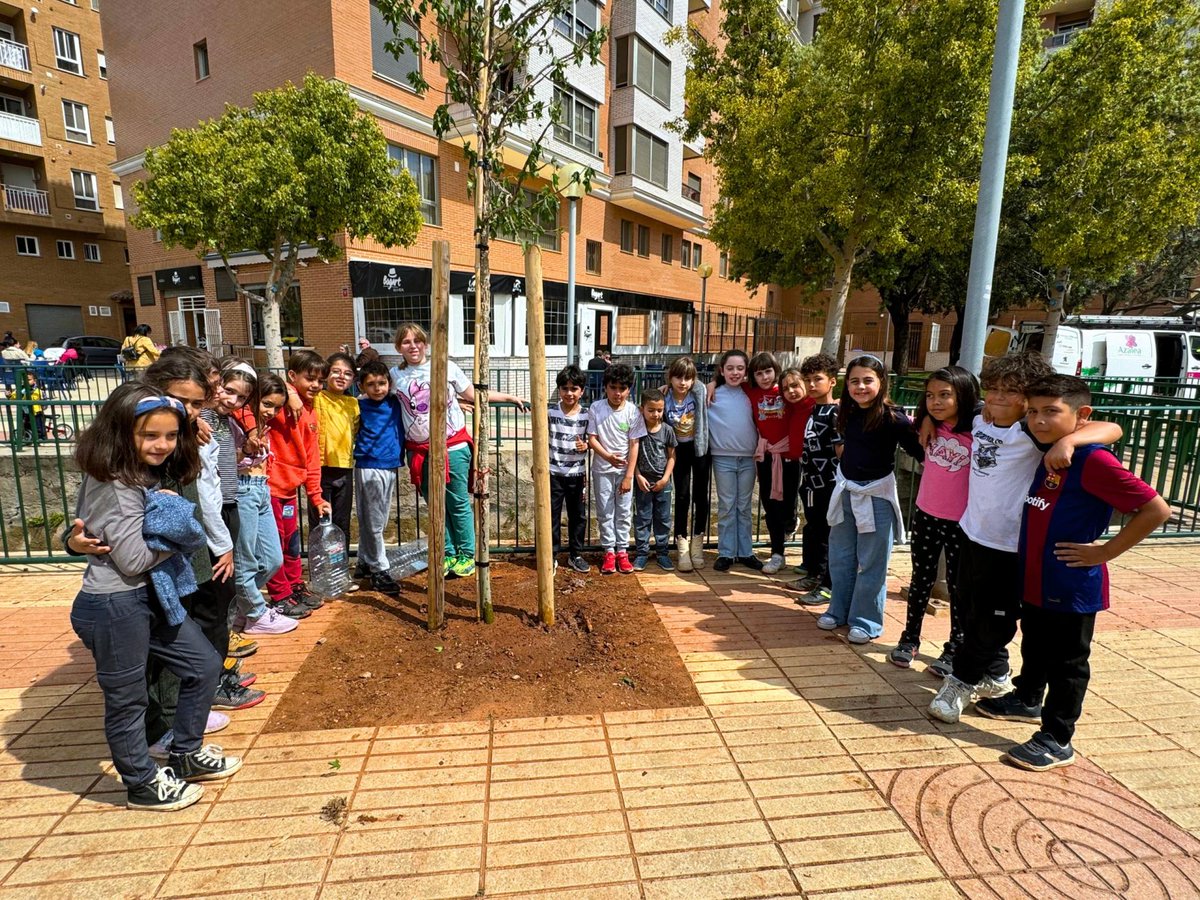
[656,552,674,571]
[632,554,648,572]
[1004,732,1075,771]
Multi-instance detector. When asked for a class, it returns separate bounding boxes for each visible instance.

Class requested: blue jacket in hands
[143,489,207,625]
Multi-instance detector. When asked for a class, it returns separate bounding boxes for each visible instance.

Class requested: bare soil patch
[265,560,699,731]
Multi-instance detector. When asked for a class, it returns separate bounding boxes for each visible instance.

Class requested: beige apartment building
[0,0,131,347]
[102,0,826,367]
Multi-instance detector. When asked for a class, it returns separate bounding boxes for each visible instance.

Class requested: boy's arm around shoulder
[1044,418,1123,472]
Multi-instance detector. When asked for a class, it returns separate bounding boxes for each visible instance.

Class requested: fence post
[427,240,450,630]
[525,246,555,626]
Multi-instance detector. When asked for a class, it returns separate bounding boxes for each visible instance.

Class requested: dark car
[54,335,122,366]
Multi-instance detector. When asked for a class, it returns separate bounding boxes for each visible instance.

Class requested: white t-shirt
[587,400,647,475]
[959,415,1044,552]
[391,360,471,444]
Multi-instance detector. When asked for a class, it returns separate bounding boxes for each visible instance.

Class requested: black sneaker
[976,692,1043,724]
[569,555,590,574]
[713,556,734,571]
[169,744,244,782]
[126,767,204,811]
[212,679,266,711]
[889,640,918,669]
[293,584,325,610]
[1003,732,1074,771]
[738,555,764,571]
[928,651,955,679]
[371,571,401,595]
[271,598,310,620]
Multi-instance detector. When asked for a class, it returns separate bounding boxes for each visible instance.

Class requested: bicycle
[22,412,75,444]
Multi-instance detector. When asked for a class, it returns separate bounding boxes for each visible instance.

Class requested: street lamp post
[558,163,588,366]
[696,263,714,355]
[880,310,890,365]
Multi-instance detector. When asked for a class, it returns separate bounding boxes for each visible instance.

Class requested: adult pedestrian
[122,324,160,371]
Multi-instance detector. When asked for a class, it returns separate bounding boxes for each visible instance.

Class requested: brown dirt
[264,560,700,732]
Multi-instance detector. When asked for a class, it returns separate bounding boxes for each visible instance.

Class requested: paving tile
[31,824,197,857]
[488,832,630,868]
[484,856,637,894]
[791,853,944,892]
[624,799,762,831]
[337,821,483,855]
[630,819,775,854]
[486,811,626,843]
[488,773,617,801]
[5,846,179,884]
[313,871,482,900]
[325,845,481,881]
[488,790,622,821]
[640,868,798,900]
[0,873,166,899]
[812,880,964,900]
[621,779,752,809]
[768,808,906,841]
[637,842,784,878]
[781,830,925,865]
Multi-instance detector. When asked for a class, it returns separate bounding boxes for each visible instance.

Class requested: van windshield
[1191,335,1200,363]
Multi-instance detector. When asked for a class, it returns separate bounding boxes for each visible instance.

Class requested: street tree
[375,0,604,621]
[133,74,424,371]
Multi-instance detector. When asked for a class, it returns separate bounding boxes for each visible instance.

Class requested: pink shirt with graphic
[917,421,972,521]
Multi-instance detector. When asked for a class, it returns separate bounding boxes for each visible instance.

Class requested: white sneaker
[243,607,299,635]
[847,626,871,644]
[762,553,785,575]
[816,614,839,631]
[929,676,975,723]
[148,729,174,761]
[205,712,230,735]
[675,536,693,572]
[691,538,705,569]
[976,671,1013,699]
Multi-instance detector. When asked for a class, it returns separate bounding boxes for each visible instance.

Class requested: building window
[62,100,91,143]
[681,239,692,269]
[719,251,728,277]
[693,242,703,269]
[620,220,633,253]
[683,172,701,203]
[552,87,597,155]
[387,145,439,225]
[112,181,124,209]
[637,224,650,258]
[614,36,671,107]
[15,235,38,257]
[247,283,304,346]
[91,0,100,10]
[105,115,115,144]
[57,240,75,260]
[137,275,155,306]
[97,49,107,79]
[461,294,497,347]
[124,247,130,265]
[83,243,101,262]
[370,1,421,90]
[929,322,941,353]
[767,289,775,309]
[544,294,568,346]
[53,28,83,75]
[585,239,601,274]
[193,40,209,80]
[364,294,431,342]
[553,0,599,43]
[643,0,671,23]
[72,170,99,210]
[496,188,560,251]
[613,125,669,189]
[661,234,673,263]
[618,310,650,345]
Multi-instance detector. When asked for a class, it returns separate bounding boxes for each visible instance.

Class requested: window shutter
[137,275,155,306]
[167,310,186,345]
[203,308,223,351]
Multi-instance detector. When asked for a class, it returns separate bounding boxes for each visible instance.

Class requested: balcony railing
[2,184,49,216]
[0,110,41,146]
[681,182,701,203]
[1046,27,1085,49]
[0,37,30,73]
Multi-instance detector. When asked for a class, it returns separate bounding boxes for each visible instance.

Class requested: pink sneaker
[205,712,230,734]
[243,607,299,635]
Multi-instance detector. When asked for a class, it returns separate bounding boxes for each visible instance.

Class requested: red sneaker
[616,551,634,574]
[601,551,617,575]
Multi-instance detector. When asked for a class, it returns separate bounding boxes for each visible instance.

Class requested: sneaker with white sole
[675,536,693,572]
[148,729,174,761]
[243,607,299,636]
[976,671,1014,699]
[816,614,840,630]
[1003,732,1075,771]
[762,553,785,575]
[929,675,975,723]
[797,586,832,606]
[976,692,1043,724]
[691,539,705,569]
[205,712,230,734]
[169,744,243,782]
[126,767,204,811]
[847,626,871,644]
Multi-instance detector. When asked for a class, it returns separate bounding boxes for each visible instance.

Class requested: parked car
[52,335,122,367]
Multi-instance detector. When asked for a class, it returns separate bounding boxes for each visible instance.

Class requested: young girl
[69,382,239,812]
[390,323,528,577]
[231,372,292,633]
[889,366,978,673]
[663,356,709,571]
[707,350,761,571]
[746,355,804,574]
[817,355,924,644]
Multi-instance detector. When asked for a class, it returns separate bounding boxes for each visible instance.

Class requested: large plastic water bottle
[387,537,429,580]
[309,514,350,597]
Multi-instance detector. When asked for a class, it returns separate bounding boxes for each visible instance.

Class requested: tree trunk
[264,256,287,372]
[1041,273,1068,366]
[820,251,855,358]
[949,303,965,366]
[889,303,911,376]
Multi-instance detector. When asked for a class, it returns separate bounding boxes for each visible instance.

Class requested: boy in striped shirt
[550,365,590,573]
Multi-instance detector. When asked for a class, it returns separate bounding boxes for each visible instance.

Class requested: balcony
[1045,28,1084,50]
[0,110,40,147]
[681,182,701,204]
[688,0,710,12]
[2,184,48,216]
[610,174,706,230]
[0,36,29,73]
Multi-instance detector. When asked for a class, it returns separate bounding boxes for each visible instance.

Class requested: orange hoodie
[267,403,324,505]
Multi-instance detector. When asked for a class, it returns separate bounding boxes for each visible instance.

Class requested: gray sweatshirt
[707,384,758,457]
[75,476,171,594]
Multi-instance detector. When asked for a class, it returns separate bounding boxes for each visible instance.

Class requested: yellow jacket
[314,389,359,468]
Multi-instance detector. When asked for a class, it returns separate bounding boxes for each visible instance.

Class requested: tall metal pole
[566,196,578,365]
[960,0,1026,374]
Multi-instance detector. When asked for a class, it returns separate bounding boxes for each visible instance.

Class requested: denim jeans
[826,491,895,637]
[70,587,221,789]
[712,454,756,559]
[234,476,283,620]
[592,469,632,552]
[634,484,673,556]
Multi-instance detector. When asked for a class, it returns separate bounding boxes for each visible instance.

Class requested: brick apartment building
[0,0,131,348]
[102,0,827,368]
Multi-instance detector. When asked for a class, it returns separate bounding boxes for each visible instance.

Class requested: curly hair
[980,351,1054,392]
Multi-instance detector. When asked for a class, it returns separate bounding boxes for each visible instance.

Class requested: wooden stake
[427,240,450,630]
[524,245,555,627]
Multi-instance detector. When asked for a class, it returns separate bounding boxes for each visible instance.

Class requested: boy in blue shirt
[354,360,406,595]
[976,375,1169,771]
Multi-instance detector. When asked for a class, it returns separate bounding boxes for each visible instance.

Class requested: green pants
[417,445,475,559]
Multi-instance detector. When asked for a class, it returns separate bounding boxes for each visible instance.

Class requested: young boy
[588,363,646,575]
[312,352,360,579]
[975,376,1169,770]
[268,350,331,616]
[789,352,840,604]
[633,388,678,572]
[354,360,406,594]
[930,353,1122,724]
[549,365,590,574]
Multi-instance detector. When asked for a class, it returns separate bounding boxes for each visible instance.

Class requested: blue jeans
[826,492,896,637]
[634,484,672,556]
[234,475,283,620]
[70,587,222,789]
[712,455,755,559]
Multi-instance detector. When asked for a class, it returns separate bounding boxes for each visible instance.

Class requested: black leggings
[901,508,964,654]
[756,457,800,555]
[672,442,711,539]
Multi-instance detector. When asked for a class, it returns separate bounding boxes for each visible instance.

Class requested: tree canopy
[133,74,424,369]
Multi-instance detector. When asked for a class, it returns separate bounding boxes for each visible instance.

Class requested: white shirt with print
[391,360,471,445]
[959,415,1043,552]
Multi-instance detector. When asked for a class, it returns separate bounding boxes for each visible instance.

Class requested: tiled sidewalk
[0,542,1199,898]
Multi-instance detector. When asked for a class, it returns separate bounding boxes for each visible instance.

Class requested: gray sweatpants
[592,468,633,552]
[354,467,397,574]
